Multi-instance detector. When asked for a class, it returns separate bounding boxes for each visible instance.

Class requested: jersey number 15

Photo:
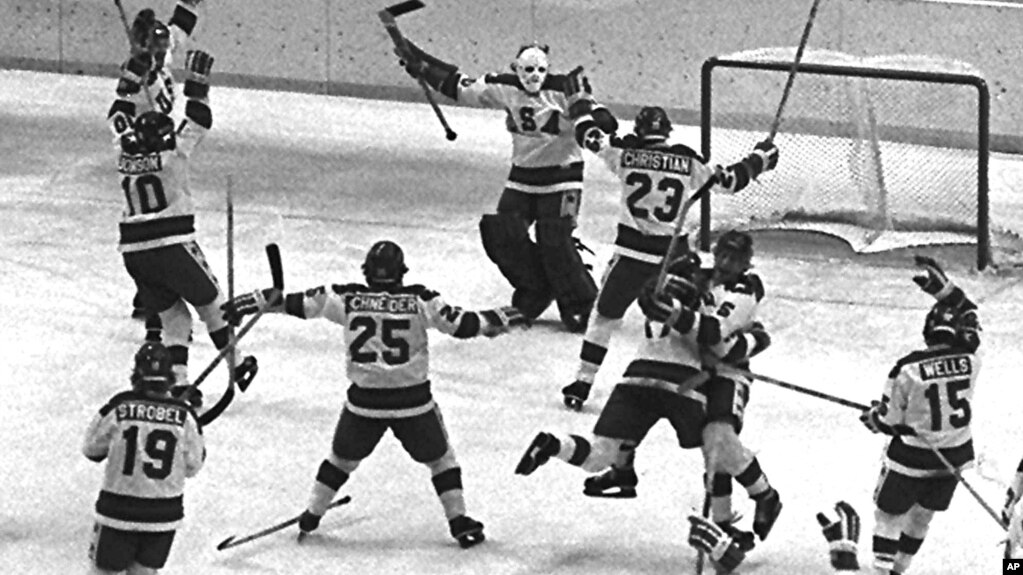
[924,378,971,432]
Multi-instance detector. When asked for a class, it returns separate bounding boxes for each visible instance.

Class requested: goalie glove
[562,66,594,120]
[480,306,529,337]
[686,515,745,573]
[912,254,955,301]
[221,288,280,326]
[816,500,860,571]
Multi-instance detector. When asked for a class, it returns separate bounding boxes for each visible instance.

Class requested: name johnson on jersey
[118,153,162,175]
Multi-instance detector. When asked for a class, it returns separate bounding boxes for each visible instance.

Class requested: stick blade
[265,243,284,290]
[216,536,236,551]
[384,0,425,17]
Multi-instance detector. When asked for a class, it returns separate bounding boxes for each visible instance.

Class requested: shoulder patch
[98,391,135,417]
[668,143,706,163]
[402,284,440,301]
[330,283,367,296]
[617,134,643,149]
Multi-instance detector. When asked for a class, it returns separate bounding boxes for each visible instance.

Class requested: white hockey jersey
[876,345,980,478]
[278,283,504,418]
[82,390,205,531]
[107,1,199,141]
[116,83,210,253]
[453,72,583,194]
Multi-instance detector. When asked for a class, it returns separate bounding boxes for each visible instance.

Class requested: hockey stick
[227,175,237,391]
[655,174,719,293]
[112,0,158,111]
[191,244,284,391]
[742,369,1007,530]
[216,495,353,551]
[767,0,825,141]
[379,1,458,141]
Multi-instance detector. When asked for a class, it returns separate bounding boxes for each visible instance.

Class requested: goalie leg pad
[479,214,552,317]
[535,217,597,328]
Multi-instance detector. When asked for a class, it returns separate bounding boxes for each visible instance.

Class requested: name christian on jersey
[118,153,162,175]
[620,149,692,174]
[918,356,972,380]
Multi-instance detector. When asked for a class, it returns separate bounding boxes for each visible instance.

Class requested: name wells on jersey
[345,294,419,314]
[620,149,692,174]
[918,356,972,380]
[118,153,163,175]
[116,402,187,427]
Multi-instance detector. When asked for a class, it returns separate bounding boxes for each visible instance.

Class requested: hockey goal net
[699,48,1022,269]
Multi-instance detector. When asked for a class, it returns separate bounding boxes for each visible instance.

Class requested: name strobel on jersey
[918,356,972,380]
[116,401,187,426]
[118,153,163,175]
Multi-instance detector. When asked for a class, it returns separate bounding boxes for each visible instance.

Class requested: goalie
[394,40,614,332]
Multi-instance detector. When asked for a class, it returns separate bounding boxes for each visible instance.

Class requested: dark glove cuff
[830,550,860,571]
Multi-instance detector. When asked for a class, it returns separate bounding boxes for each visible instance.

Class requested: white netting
[705,47,1023,266]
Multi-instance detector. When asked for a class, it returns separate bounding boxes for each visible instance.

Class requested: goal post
[699,49,994,269]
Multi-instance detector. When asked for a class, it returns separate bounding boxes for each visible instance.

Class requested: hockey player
[83,342,205,575]
[558,88,779,410]
[108,2,203,322]
[582,231,781,550]
[395,40,611,332]
[859,256,981,574]
[221,240,528,548]
[117,49,258,404]
[514,258,757,569]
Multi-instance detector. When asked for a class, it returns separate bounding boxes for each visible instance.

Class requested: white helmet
[512,44,549,94]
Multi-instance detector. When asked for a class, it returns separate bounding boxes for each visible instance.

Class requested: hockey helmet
[363,240,409,286]
[512,44,549,94]
[131,342,174,392]
[131,9,171,63]
[922,301,958,346]
[132,111,176,153]
[633,106,672,141]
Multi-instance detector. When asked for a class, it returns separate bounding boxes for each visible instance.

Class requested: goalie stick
[216,495,353,551]
[379,0,458,141]
[192,243,283,390]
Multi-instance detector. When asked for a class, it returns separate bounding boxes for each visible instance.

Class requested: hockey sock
[309,460,350,515]
[144,314,162,342]
[735,457,770,498]
[554,434,592,466]
[209,326,230,350]
[432,467,467,520]
[168,345,189,384]
[613,442,636,469]
[575,315,621,381]
[708,473,734,523]
[872,510,902,573]
[893,533,924,573]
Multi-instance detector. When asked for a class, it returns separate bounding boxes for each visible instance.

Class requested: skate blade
[583,488,637,499]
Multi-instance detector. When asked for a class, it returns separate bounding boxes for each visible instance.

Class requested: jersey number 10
[122,174,169,216]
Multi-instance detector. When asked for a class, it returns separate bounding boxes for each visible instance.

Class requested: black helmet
[922,301,958,346]
[633,106,672,140]
[132,342,174,392]
[132,111,176,152]
[362,240,408,286]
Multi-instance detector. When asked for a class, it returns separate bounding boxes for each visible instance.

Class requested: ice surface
[2,69,1022,574]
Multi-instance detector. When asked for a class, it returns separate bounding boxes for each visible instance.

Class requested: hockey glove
[637,278,683,325]
[221,288,276,326]
[687,515,746,573]
[816,500,860,571]
[859,400,887,434]
[184,50,214,100]
[171,384,204,409]
[747,321,772,356]
[563,66,594,120]
[480,306,529,337]
[751,139,779,173]
[912,255,955,301]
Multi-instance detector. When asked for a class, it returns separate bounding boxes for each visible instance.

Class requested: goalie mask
[131,342,174,393]
[633,106,672,141]
[363,240,409,286]
[512,44,549,94]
